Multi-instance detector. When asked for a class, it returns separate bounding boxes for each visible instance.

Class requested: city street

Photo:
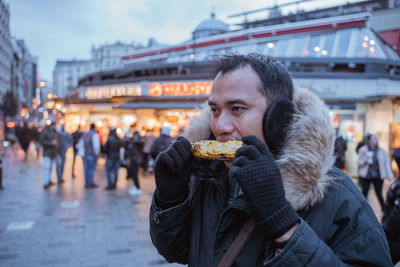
[0,146,391,267]
[0,147,182,267]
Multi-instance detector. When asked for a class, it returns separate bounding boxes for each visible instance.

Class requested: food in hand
[191,140,244,160]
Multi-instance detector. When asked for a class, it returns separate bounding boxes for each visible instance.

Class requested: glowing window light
[363,36,369,41]
[362,42,368,48]
[314,46,320,52]
[369,40,375,45]
[369,46,375,53]
[321,50,328,56]
[267,42,274,48]
[189,53,195,59]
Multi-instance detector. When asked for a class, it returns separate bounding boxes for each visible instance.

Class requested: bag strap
[217,217,256,267]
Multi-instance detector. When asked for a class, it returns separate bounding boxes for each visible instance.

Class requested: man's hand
[230,135,299,240]
[154,136,192,208]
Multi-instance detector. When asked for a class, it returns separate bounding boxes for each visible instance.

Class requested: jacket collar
[183,87,336,211]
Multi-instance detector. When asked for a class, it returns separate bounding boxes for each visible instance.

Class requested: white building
[0,1,12,97]
[53,41,142,98]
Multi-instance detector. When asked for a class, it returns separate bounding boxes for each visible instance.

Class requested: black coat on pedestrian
[149,88,392,266]
[382,178,400,264]
[150,134,172,160]
[72,129,83,154]
[334,135,347,169]
[103,132,122,160]
[126,132,144,164]
[17,124,32,152]
[40,126,59,158]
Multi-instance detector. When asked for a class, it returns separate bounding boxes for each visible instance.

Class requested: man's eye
[210,107,218,114]
[232,106,244,112]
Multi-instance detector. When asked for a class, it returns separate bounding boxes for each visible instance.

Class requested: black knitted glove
[230,135,299,240]
[154,136,192,208]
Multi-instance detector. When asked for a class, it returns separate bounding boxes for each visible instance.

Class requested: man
[56,125,72,184]
[77,123,100,188]
[149,54,392,266]
[71,126,83,177]
[150,126,172,161]
[103,126,122,190]
[40,121,59,189]
[333,129,347,170]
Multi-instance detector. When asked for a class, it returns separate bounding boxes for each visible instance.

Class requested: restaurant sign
[149,81,212,96]
[85,85,142,99]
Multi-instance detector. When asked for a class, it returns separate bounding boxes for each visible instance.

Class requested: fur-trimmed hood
[182,87,336,211]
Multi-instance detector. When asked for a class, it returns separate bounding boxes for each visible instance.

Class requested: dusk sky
[8,0,363,82]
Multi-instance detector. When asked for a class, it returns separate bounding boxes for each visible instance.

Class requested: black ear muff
[263,98,295,155]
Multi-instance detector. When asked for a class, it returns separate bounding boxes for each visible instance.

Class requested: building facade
[10,38,37,109]
[53,41,142,98]
[0,0,12,97]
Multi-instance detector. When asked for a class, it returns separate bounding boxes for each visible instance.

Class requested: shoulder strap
[217,217,256,267]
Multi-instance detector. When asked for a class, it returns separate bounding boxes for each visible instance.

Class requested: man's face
[209,66,267,167]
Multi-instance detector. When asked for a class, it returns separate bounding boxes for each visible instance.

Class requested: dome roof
[193,13,228,39]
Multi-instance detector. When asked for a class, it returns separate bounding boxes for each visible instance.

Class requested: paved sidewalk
[0,148,182,267]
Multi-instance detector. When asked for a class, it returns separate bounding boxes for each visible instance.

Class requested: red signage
[149,81,212,96]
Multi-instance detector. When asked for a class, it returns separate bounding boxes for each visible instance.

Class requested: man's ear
[263,98,295,155]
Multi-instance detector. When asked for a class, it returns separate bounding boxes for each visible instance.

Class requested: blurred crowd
[6,120,178,196]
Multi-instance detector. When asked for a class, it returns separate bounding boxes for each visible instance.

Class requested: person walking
[77,123,100,189]
[40,121,59,189]
[333,130,347,170]
[382,177,400,265]
[149,54,392,266]
[56,125,72,184]
[150,126,172,161]
[71,126,83,178]
[127,131,144,195]
[358,134,394,209]
[17,121,32,161]
[103,126,122,190]
[142,129,156,173]
[31,122,41,159]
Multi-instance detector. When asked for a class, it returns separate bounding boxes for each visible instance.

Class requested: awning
[114,101,206,110]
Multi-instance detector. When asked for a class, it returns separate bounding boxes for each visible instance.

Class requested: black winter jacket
[149,88,392,266]
[104,134,122,160]
[382,179,400,263]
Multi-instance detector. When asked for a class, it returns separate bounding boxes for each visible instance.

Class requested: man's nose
[214,112,234,134]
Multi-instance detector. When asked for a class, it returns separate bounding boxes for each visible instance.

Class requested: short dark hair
[210,53,293,103]
[90,123,95,130]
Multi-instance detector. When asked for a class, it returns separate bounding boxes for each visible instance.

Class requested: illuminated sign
[149,81,212,96]
[85,85,142,99]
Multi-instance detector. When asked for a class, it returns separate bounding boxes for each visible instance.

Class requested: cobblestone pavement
[0,147,392,267]
[0,148,183,267]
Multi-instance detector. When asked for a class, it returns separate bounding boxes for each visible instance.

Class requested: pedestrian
[17,121,32,161]
[333,129,347,170]
[71,126,83,178]
[150,126,172,161]
[357,134,394,209]
[356,131,371,154]
[149,54,392,266]
[40,121,59,189]
[77,123,100,189]
[382,177,400,265]
[103,126,122,190]
[56,125,72,184]
[31,122,41,159]
[127,131,143,196]
[142,129,156,173]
